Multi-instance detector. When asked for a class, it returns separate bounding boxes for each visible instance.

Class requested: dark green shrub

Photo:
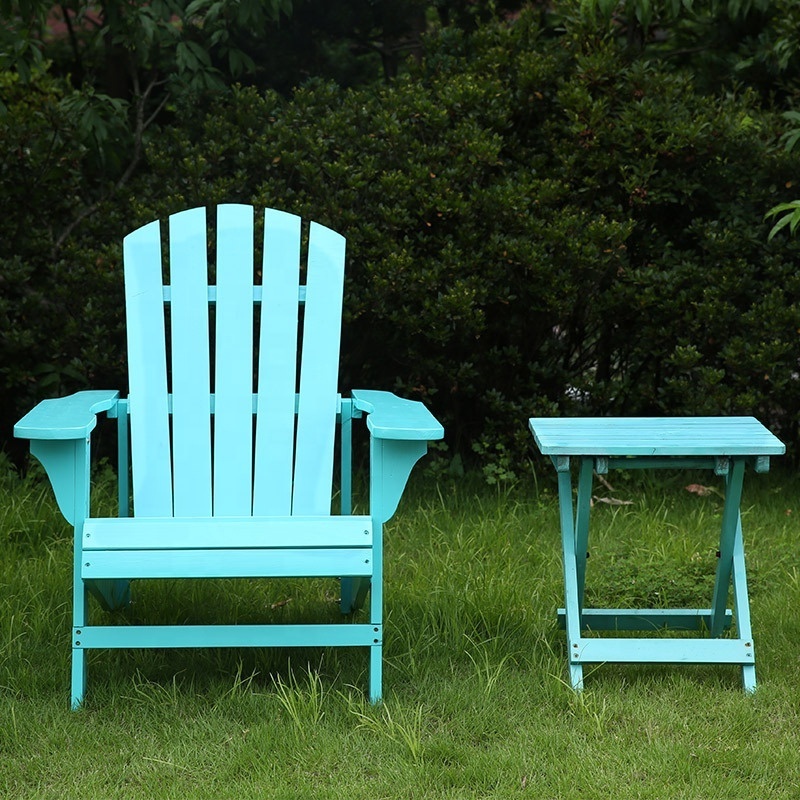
[130,13,800,472]
[5,11,800,475]
[0,70,126,453]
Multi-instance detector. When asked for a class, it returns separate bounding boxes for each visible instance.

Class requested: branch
[52,71,169,255]
[60,4,83,81]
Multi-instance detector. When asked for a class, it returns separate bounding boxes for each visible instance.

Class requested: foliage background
[2,1,800,475]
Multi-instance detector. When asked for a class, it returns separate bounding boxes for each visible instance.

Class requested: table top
[528,416,785,457]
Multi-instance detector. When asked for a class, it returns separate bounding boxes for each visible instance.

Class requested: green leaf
[185,0,212,15]
[633,0,653,29]
[228,47,255,76]
[765,202,800,240]
[185,40,212,68]
[175,41,190,72]
[595,0,619,18]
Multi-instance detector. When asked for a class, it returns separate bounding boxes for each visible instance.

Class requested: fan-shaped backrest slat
[292,222,346,515]
[213,205,255,516]
[124,220,173,517]
[253,209,301,515]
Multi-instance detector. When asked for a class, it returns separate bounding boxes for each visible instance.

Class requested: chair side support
[352,389,444,524]
[15,390,131,627]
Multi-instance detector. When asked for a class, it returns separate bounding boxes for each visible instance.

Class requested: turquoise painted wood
[82,548,374,580]
[530,416,785,456]
[14,205,444,709]
[529,416,784,693]
[351,390,446,440]
[83,516,374,550]
[253,209,301,516]
[14,390,120,441]
[557,608,733,631]
[76,624,379,649]
[214,204,256,516]
[124,219,173,517]
[169,207,213,517]
[293,221,346,515]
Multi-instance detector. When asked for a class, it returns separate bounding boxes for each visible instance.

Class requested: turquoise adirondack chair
[14,205,443,708]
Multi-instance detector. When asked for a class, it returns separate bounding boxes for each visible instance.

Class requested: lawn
[1,457,799,798]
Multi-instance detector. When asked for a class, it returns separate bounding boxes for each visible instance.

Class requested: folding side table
[528,417,785,693]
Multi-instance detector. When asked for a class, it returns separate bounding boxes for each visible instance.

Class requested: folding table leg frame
[554,455,757,693]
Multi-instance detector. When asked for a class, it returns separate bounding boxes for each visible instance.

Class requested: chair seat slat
[75,624,379,649]
[83,548,373,579]
[84,515,374,550]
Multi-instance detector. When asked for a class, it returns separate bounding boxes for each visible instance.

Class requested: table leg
[556,458,593,691]
[708,457,756,691]
[731,513,756,693]
[575,458,593,609]
[710,458,745,638]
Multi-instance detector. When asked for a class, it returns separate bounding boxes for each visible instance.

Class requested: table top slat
[528,416,785,457]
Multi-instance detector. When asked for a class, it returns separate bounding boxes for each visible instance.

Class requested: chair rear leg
[340,577,370,614]
[369,642,382,704]
[71,646,86,710]
[88,579,132,612]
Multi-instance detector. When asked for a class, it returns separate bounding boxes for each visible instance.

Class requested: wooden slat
[529,417,785,457]
[162,286,307,304]
[14,390,120,440]
[253,209,301,515]
[123,220,173,516]
[75,624,379,649]
[84,515,374,550]
[571,637,754,665]
[556,608,733,632]
[82,548,373,579]
[351,390,444,440]
[169,208,212,516]
[213,205,255,515]
[292,221,345,515]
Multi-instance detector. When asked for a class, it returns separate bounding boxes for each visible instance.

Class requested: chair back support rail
[109,394,358,519]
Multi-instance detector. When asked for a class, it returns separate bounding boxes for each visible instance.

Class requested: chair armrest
[351,390,444,441]
[352,390,443,522]
[14,390,121,440]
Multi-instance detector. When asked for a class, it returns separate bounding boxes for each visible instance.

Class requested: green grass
[1,457,800,798]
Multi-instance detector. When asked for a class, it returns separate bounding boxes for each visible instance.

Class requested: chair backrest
[122,205,346,518]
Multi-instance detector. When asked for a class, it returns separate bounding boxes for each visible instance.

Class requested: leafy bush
[5,11,800,474]
[130,13,800,470]
[0,69,126,455]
